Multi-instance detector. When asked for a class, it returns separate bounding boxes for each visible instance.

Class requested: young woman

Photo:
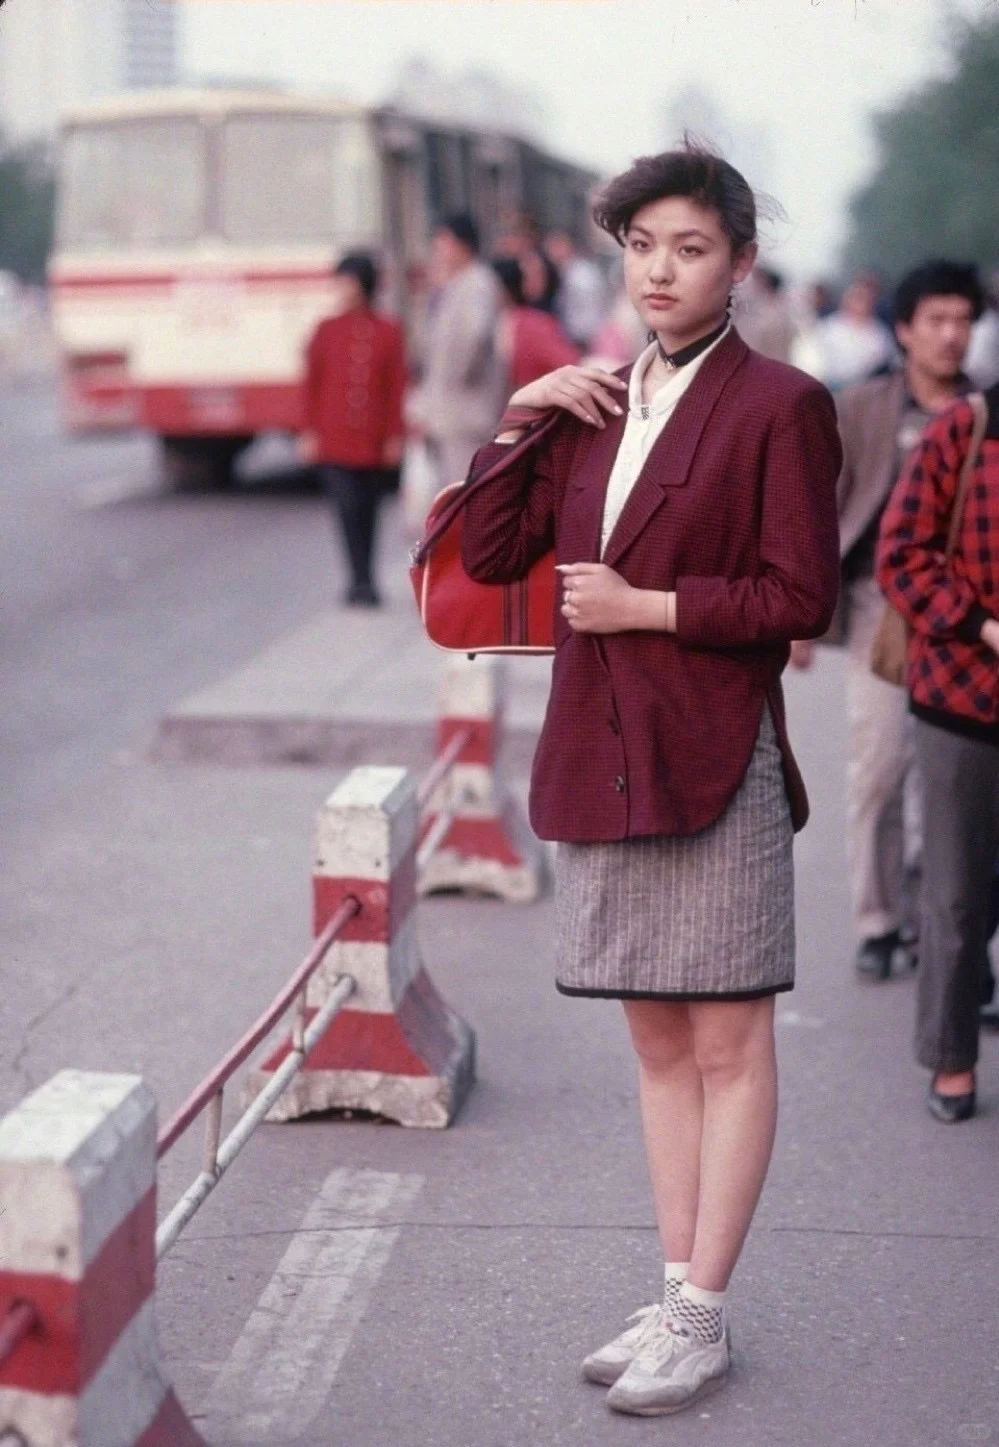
[460,145,842,1418]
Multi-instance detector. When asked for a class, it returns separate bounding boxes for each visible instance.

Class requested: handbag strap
[944,392,988,558]
[410,409,563,565]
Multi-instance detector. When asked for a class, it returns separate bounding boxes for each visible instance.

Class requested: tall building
[123,0,176,90]
[0,0,176,143]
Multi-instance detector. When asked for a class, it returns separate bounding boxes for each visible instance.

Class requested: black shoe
[979,1003,999,1031]
[927,1077,976,1123]
[345,582,382,607]
[855,930,901,981]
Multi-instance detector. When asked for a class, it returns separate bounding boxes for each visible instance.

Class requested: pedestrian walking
[544,229,608,350]
[495,209,562,314]
[734,265,795,363]
[876,381,996,1122]
[791,261,984,979]
[813,272,896,391]
[492,257,580,396]
[460,142,841,1417]
[302,253,406,606]
[966,267,999,389]
[415,213,505,490]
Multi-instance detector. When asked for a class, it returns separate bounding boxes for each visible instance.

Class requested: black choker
[653,319,729,371]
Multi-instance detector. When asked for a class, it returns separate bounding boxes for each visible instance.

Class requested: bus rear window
[220,115,375,244]
[58,120,206,250]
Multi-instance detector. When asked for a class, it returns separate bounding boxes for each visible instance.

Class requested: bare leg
[622,1000,702,1264]
[686,997,779,1292]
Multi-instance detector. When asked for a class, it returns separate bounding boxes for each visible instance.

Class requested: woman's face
[622,195,756,346]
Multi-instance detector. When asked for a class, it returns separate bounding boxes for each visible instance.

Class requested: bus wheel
[158,435,254,491]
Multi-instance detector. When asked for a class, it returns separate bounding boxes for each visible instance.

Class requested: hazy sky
[180,0,984,278]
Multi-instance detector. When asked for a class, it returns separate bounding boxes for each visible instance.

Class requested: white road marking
[197,1167,424,1439]
[73,474,160,509]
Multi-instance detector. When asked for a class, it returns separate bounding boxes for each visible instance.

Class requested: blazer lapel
[563,398,630,561]
[602,330,748,569]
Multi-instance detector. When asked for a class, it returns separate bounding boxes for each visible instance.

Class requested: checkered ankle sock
[673,1280,725,1344]
[663,1261,689,1312]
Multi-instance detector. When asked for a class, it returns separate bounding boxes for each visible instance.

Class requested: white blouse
[600,327,729,556]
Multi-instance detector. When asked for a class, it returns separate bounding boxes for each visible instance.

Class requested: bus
[50,87,599,486]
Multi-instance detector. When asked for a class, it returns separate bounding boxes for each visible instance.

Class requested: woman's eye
[679,246,704,258]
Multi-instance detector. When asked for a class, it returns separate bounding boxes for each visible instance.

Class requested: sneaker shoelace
[634,1318,693,1371]
[624,1304,666,1345]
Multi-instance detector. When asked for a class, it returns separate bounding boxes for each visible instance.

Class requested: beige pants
[845,576,922,941]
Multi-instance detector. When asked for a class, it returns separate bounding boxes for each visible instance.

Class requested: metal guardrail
[415,725,474,873]
[0,735,488,1393]
[155,731,476,1260]
[155,896,359,1259]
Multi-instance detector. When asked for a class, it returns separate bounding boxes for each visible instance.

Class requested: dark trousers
[914,719,999,1073]
[320,465,385,593]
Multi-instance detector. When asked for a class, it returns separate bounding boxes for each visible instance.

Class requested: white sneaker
[581,1305,663,1386]
[605,1316,730,1416]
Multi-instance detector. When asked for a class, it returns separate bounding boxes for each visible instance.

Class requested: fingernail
[613,405,623,414]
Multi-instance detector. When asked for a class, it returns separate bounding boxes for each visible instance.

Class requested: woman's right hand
[509,365,628,429]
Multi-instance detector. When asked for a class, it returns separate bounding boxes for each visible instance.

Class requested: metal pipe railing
[156,974,354,1259]
[157,896,359,1159]
[154,895,361,1260]
[415,724,474,809]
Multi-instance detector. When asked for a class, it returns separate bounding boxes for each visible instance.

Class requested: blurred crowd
[301,225,999,609]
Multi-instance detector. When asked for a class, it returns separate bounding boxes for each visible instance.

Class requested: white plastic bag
[401,438,440,535]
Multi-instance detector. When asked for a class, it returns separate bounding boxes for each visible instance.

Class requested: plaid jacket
[461,330,842,842]
[876,387,999,724]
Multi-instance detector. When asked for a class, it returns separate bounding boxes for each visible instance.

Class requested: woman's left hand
[557,562,638,633]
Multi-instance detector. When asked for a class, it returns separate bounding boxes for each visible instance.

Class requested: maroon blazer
[461,330,842,843]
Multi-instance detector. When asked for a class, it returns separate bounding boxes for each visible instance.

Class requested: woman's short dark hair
[492,257,525,307]
[593,140,759,255]
[440,211,480,255]
[335,251,379,301]
[893,260,985,325]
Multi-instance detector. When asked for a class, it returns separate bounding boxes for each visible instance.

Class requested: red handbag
[409,412,562,655]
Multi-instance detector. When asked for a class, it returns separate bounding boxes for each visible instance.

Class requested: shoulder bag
[409,409,564,655]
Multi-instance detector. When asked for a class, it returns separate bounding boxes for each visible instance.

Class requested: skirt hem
[555,980,793,1002]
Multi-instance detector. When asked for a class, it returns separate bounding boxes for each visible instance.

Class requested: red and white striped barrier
[420,657,545,903]
[244,765,475,1128]
[0,1070,205,1447]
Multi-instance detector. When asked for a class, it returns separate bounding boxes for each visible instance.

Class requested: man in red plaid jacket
[877,382,999,1122]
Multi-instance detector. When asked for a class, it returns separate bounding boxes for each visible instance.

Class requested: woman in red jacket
[461,144,841,1417]
[302,253,406,606]
[492,256,581,394]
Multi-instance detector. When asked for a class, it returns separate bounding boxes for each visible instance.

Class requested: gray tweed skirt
[554,708,794,1000]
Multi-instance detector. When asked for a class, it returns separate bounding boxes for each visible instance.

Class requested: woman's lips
[644,295,677,308]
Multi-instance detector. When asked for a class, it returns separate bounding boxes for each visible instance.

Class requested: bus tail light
[62,350,139,430]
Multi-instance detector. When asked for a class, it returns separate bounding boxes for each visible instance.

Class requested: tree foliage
[843,8,999,281]
[0,138,55,283]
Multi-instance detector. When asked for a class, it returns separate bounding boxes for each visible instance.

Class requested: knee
[624,1006,694,1076]
[692,1019,775,1087]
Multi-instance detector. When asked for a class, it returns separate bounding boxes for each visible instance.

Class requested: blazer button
[614,775,626,793]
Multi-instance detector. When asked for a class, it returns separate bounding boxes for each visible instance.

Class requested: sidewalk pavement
[151,568,553,775]
[7,500,997,1445]
[141,525,999,1447]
